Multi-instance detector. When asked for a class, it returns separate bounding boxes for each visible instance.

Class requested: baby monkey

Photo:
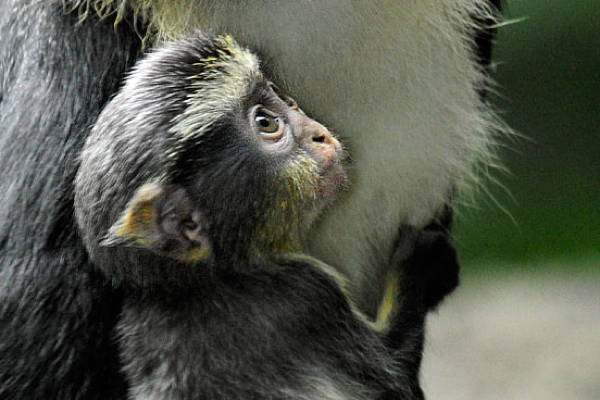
[75,35,414,399]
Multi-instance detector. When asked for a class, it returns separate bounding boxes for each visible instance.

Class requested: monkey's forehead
[184,35,261,83]
[128,34,263,142]
[128,34,262,101]
[173,35,261,140]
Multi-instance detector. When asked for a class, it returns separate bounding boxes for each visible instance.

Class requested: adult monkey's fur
[0,0,502,398]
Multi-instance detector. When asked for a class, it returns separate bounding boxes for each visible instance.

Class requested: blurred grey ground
[421,260,600,400]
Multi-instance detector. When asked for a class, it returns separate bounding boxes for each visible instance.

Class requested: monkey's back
[118,260,411,400]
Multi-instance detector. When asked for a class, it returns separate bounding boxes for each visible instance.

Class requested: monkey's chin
[316,163,348,201]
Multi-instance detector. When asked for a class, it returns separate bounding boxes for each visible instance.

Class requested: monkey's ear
[101,182,212,263]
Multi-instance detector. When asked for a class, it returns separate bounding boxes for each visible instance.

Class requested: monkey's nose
[301,119,341,163]
[307,122,336,145]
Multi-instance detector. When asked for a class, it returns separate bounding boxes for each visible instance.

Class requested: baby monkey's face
[182,79,349,259]
[243,81,346,202]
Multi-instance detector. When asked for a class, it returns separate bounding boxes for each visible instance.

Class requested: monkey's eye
[252,106,285,140]
[255,112,279,133]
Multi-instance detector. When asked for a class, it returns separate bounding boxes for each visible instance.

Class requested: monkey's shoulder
[127,258,358,330]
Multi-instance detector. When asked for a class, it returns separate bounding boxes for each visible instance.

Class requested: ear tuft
[102,182,212,263]
[101,182,162,246]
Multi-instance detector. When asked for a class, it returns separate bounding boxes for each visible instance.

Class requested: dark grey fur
[0,0,138,398]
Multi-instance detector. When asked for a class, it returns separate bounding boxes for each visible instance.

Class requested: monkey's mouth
[316,161,347,200]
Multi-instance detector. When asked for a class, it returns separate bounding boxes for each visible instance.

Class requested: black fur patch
[0,2,140,398]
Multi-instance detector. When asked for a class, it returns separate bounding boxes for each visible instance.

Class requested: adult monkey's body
[0,1,502,398]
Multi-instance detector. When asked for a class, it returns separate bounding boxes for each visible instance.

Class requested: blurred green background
[423,3,598,398]
[456,0,599,274]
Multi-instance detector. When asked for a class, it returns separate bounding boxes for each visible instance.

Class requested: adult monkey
[0,1,502,399]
